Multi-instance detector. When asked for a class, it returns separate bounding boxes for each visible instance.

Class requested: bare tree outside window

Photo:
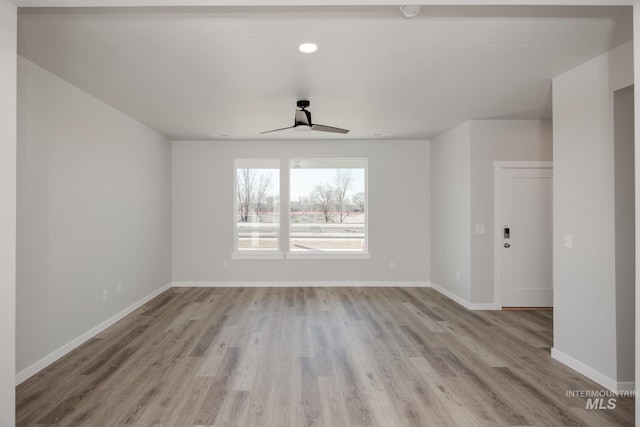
[254,173,274,218]
[311,183,335,223]
[352,191,365,213]
[237,168,256,222]
[333,169,354,223]
[237,169,276,221]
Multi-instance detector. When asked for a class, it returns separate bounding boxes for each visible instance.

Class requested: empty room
[1,1,639,426]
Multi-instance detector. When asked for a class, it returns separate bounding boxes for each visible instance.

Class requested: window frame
[231,157,369,260]
[287,158,369,259]
[232,158,283,260]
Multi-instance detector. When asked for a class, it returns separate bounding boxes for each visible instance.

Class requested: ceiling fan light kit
[260,100,349,135]
[400,5,422,19]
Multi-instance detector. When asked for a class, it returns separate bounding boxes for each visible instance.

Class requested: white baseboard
[172,281,430,288]
[429,281,499,310]
[16,282,172,385]
[551,347,635,392]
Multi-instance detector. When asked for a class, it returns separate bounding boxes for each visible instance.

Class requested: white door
[499,167,553,307]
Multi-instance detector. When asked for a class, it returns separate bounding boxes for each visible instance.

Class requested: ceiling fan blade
[259,126,295,134]
[311,124,350,134]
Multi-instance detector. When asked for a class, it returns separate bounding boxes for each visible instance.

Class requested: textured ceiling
[17,5,632,140]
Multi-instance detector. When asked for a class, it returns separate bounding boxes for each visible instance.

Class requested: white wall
[16,57,172,376]
[469,120,553,303]
[552,40,633,389]
[430,123,471,300]
[0,1,16,425]
[172,139,429,284]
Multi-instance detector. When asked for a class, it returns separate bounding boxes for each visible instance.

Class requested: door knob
[504,243,511,248]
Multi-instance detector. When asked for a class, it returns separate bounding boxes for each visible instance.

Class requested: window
[290,159,367,254]
[233,158,367,258]
[234,159,280,254]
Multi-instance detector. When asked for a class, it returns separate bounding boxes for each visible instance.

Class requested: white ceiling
[17,5,632,140]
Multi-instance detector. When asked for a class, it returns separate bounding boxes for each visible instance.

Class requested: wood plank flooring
[16,287,634,426]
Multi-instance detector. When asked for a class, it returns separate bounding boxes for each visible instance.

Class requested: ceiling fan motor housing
[297,100,310,109]
[295,109,312,126]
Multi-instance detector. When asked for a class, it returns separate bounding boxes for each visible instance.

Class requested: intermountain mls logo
[566,389,637,410]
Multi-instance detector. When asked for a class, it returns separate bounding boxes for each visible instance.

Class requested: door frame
[493,161,553,309]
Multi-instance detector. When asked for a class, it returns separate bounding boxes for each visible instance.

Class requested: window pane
[235,159,279,252]
[290,159,366,252]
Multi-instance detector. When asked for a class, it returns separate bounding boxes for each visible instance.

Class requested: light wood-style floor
[17,287,633,426]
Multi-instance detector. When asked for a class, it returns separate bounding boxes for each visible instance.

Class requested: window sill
[286,252,371,260]
[231,252,284,260]
[230,252,371,260]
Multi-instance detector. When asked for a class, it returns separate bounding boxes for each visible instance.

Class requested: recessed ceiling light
[299,43,318,54]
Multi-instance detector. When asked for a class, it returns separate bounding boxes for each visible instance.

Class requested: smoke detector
[400,5,422,19]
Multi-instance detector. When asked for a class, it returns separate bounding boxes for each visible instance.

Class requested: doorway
[614,85,635,387]
[494,162,553,308]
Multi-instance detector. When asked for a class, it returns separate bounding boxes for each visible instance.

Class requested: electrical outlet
[223,261,229,269]
[103,289,109,301]
[389,260,396,269]
[117,283,122,294]
[456,272,461,281]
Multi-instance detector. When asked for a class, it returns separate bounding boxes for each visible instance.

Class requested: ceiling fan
[260,100,349,135]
